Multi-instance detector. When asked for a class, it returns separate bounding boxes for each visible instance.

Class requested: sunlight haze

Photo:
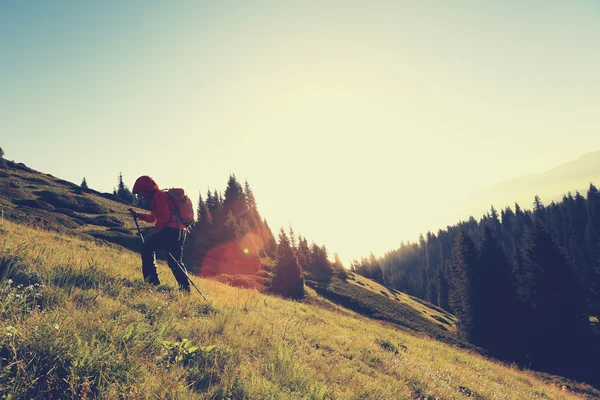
[2,1,599,265]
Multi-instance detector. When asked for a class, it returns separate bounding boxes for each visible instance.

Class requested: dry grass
[0,219,592,399]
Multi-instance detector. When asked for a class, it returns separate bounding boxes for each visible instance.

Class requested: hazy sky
[2,1,599,264]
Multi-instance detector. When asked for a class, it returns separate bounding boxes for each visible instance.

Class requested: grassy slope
[347,273,457,332]
[0,160,147,245]
[1,161,462,339]
[1,220,595,399]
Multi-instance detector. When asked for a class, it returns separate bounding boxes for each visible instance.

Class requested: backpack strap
[165,189,184,239]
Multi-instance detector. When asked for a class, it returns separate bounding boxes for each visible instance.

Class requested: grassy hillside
[0,160,146,250]
[0,159,462,340]
[1,220,597,399]
[307,275,465,350]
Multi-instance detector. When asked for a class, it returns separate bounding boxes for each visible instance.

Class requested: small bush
[160,339,233,392]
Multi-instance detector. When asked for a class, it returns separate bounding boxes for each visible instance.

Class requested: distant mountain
[461,150,600,217]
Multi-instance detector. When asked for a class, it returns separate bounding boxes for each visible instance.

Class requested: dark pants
[142,228,190,292]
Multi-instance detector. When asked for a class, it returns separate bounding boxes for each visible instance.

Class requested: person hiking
[130,175,191,292]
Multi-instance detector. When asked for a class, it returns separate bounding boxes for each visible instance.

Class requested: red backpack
[165,188,195,229]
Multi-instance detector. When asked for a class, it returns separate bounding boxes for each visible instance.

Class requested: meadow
[0,219,592,399]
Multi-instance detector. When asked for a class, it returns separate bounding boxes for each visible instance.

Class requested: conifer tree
[296,235,310,271]
[224,211,241,241]
[476,224,519,356]
[263,219,278,257]
[244,179,261,230]
[0,146,5,167]
[224,174,246,220]
[517,223,590,369]
[448,230,478,341]
[271,228,305,299]
[333,252,348,280]
[115,172,134,203]
[436,260,450,311]
[206,190,216,213]
[197,193,212,230]
[81,177,88,188]
[368,252,383,283]
[306,242,333,283]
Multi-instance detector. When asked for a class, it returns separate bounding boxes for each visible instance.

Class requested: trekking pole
[129,209,207,300]
[130,209,145,243]
[166,251,208,301]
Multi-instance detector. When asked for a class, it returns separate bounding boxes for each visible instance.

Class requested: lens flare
[243,248,249,254]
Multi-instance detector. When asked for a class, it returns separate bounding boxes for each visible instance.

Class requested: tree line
[353,185,600,384]
[88,171,344,298]
[185,174,345,298]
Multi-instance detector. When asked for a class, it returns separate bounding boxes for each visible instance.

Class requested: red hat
[132,176,158,194]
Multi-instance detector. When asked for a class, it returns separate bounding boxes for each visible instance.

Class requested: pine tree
[224,211,241,241]
[296,236,310,271]
[224,174,247,219]
[306,242,333,283]
[448,230,478,341]
[368,252,383,283]
[436,260,450,311]
[425,232,440,305]
[533,195,545,225]
[476,224,519,356]
[206,190,216,213]
[116,172,134,203]
[589,239,600,317]
[517,223,590,370]
[0,146,5,167]
[333,252,348,280]
[197,193,212,230]
[244,179,261,230]
[271,228,305,299]
[263,219,278,257]
[81,177,88,188]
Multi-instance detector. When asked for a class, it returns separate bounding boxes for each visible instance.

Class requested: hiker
[130,175,191,292]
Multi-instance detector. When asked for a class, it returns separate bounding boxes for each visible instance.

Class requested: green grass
[346,273,458,332]
[1,219,597,399]
[0,160,144,240]
[307,277,468,350]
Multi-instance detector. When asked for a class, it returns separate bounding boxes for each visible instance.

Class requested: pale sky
[1,1,599,265]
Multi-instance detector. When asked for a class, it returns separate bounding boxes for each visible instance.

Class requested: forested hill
[353,184,600,387]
